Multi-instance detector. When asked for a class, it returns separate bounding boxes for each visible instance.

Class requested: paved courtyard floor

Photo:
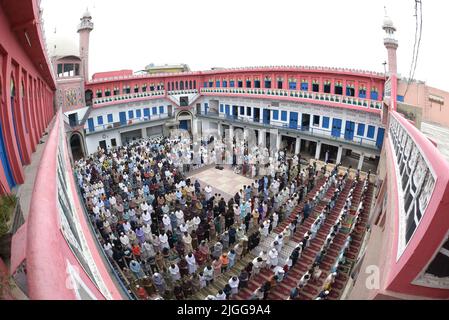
[188,166,255,200]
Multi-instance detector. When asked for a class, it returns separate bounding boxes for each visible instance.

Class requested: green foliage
[0,194,17,237]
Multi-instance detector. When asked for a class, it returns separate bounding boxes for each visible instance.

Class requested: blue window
[357,123,365,136]
[204,82,208,88]
[322,116,330,129]
[216,80,220,87]
[205,103,209,114]
[230,81,235,88]
[240,106,245,115]
[397,95,404,102]
[107,114,113,123]
[152,107,157,115]
[119,112,126,125]
[281,111,287,121]
[359,89,367,98]
[136,109,142,118]
[143,108,150,118]
[246,107,251,116]
[370,91,378,100]
[97,115,103,125]
[289,82,297,90]
[367,125,375,139]
[300,82,308,91]
[264,80,271,88]
[159,106,164,114]
[128,110,134,119]
[87,118,95,132]
[220,104,224,113]
[272,110,279,120]
[223,81,227,87]
[209,81,213,88]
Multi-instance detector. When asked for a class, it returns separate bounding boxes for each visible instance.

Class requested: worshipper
[228,276,240,296]
[216,289,227,300]
[152,272,166,295]
[267,248,279,269]
[252,257,263,277]
[212,259,222,279]
[169,263,181,282]
[186,252,198,274]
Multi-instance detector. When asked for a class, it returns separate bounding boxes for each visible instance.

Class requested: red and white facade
[1,1,448,300]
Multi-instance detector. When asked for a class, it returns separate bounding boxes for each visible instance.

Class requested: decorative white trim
[388,116,436,261]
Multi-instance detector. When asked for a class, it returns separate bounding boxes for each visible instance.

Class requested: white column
[315,142,321,160]
[142,127,148,139]
[259,129,266,147]
[295,137,301,154]
[192,118,198,136]
[243,127,248,140]
[336,146,343,165]
[276,133,282,150]
[217,122,222,139]
[358,153,365,170]
[228,124,234,142]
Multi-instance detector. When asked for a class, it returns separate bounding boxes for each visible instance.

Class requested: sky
[40,0,449,91]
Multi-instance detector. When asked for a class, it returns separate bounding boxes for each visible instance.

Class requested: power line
[404,0,423,97]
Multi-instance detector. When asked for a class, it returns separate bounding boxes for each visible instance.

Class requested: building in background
[0,0,448,301]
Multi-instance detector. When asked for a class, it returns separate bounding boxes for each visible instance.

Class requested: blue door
[263,109,270,125]
[0,121,16,189]
[87,118,95,132]
[376,128,385,149]
[332,118,342,138]
[344,121,355,141]
[289,112,298,129]
[225,105,230,117]
[119,111,127,125]
[180,120,188,130]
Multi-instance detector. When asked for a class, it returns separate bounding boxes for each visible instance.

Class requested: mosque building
[0,0,448,300]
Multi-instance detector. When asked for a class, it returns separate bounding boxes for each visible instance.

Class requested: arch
[10,75,26,165]
[167,82,171,91]
[85,89,93,106]
[180,81,184,90]
[189,80,192,90]
[0,74,16,191]
[177,110,193,119]
[69,131,85,161]
[184,81,188,89]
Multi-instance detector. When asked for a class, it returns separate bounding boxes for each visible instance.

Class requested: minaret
[77,9,94,81]
[382,9,398,76]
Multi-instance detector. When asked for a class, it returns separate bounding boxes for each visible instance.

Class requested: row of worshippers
[75,135,316,299]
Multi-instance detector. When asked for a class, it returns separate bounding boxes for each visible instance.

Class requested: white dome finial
[382,6,395,31]
[82,7,91,19]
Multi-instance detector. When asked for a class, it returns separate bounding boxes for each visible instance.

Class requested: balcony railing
[167,89,198,95]
[93,90,165,106]
[86,114,172,134]
[198,112,380,150]
[200,87,383,111]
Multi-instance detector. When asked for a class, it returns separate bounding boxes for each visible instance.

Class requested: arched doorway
[10,77,24,165]
[70,132,85,161]
[85,89,93,106]
[0,75,16,190]
[176,111,193,134]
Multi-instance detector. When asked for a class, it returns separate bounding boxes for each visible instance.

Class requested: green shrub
[0,195,17,237]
